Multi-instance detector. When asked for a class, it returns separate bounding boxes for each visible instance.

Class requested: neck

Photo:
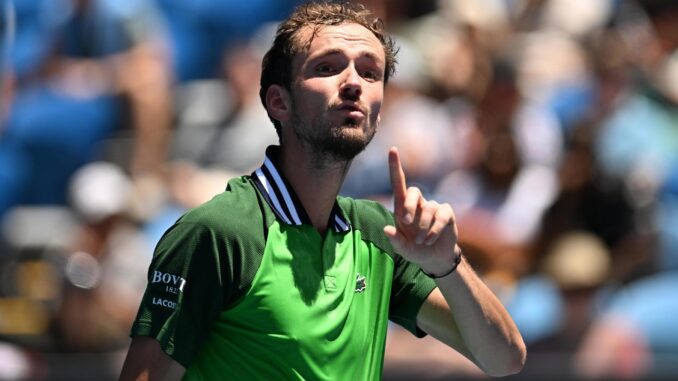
[279,140,351,235]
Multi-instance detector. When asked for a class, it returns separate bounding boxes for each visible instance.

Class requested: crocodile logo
[355,273,366,293]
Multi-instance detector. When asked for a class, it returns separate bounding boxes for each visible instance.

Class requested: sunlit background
[1,0,677,380]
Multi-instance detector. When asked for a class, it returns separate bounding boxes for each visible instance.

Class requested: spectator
[0,0,171,217]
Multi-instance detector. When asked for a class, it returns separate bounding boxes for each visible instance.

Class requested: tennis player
[119,2,525,380]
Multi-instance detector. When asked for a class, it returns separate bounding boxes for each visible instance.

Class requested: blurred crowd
[0,0,677,380]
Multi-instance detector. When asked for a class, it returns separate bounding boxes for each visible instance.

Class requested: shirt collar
[251,146,351,233]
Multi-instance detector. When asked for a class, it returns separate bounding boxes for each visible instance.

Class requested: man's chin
[323,142,368,162]
[322,130,374,161]
[293,116,375,163]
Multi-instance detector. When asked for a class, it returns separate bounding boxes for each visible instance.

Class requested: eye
[363,70,385,83]
[361,70,379,81]
[316,63,335,75]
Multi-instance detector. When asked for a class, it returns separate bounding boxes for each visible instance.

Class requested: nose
[340,66,362,101]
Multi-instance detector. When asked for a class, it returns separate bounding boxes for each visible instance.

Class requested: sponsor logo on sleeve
[152,297,177,309]
[151,271,187,293]
[149,271,187,309]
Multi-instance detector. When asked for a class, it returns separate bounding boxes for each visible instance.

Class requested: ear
[266,85,292,123]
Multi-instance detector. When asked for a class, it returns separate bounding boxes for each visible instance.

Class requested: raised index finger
[388,147,407,215]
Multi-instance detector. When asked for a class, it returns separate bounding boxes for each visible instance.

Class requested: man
[119,2,526,380]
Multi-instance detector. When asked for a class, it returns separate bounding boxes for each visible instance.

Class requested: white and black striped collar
[252,146,351,233]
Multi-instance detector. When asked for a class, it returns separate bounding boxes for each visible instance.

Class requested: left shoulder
[338,196,394,226]
[338,196,396,252]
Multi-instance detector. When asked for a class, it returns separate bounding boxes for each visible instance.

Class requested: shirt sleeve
[130,221,226,368]
[388,253,437,337]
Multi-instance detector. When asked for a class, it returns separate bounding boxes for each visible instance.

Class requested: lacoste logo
[355,273,366,293]
[152,297,177,309]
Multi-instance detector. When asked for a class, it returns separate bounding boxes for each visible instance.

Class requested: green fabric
[131,177,268,366]
[339,197,438,335]
[130,176,436,380]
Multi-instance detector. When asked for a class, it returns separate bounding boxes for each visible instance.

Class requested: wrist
[421,246,463,279]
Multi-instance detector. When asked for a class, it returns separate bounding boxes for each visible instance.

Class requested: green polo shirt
[131,146,437,380]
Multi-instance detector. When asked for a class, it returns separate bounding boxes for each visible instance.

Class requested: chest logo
[355,273,366,293]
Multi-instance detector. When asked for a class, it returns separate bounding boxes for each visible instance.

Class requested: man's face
[287,23,385,163]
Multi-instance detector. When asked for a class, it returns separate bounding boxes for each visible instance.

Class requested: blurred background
[0,0,677,380]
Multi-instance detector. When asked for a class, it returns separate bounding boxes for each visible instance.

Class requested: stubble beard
[290,105,377,168]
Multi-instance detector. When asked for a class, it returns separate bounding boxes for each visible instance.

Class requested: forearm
[384,148,525,375]
[420,253,526,376]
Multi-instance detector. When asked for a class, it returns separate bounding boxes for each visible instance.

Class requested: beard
[290,103,377,165]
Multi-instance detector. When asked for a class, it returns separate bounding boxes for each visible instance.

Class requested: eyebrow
[309,48,384,65]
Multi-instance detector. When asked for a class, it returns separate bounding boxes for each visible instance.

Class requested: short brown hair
[259,1,397,137]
